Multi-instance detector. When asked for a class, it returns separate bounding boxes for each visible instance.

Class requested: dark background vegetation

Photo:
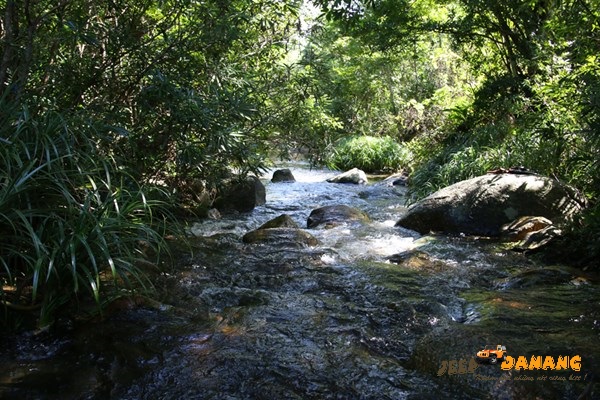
[1,0,599,329]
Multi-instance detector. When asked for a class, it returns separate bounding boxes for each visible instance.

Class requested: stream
[1,164,599,399]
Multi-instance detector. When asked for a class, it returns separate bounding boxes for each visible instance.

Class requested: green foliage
[274,16,473,165]
[0,100,173,329]
[0,0,301,198]
[0,0,305,328]
[576,204,600,268]
[327,135,410,173]
[553,203,600,270]
[267,89,345,166]
[407,69,590,194]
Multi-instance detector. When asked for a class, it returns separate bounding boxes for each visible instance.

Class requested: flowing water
[1,164,599,399]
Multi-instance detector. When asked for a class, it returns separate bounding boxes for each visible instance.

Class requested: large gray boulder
[327,168,368,184]
[396,173,586,236]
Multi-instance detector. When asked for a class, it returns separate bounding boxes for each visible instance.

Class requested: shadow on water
[1,163,599,399]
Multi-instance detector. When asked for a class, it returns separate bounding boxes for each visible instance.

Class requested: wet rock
[243,214,316,247]
[409,326,483,376]
[271,168,296,183]
[102,295,173,316]
[387,250,450,273]
[200,287,270,309]
[307,204,370,228]
[326,168,368,184]
[242,227,319,247]
[409,326,546,399]
[500,267,573,289]
[409,307,597,400]
[396,173,586,236]
[381,171,410,187]
[214,175,266,213]
[257,214,299,230]
[207,208,221,219]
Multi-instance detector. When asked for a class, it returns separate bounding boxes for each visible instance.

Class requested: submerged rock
[242,228,318,247]
[243,214,317,247]
[307,204,370,228]
[387,250,450,273]
[396,173,586,236]
[499,267,573,289]
[326,168,368,184]
[271,168,296,183]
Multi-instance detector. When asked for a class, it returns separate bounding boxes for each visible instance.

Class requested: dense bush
[408,68,599,197]
[326,135,410,173]
[0,0,301,329]
[0,103,173,329]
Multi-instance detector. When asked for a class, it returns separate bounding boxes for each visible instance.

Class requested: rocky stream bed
[1,165,598,399]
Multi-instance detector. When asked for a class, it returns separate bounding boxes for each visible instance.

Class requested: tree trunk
[0,0,17,95]
[491,7,523,78]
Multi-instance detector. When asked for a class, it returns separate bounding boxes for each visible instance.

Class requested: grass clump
[0,102,175,330]
[327,135,410,173]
